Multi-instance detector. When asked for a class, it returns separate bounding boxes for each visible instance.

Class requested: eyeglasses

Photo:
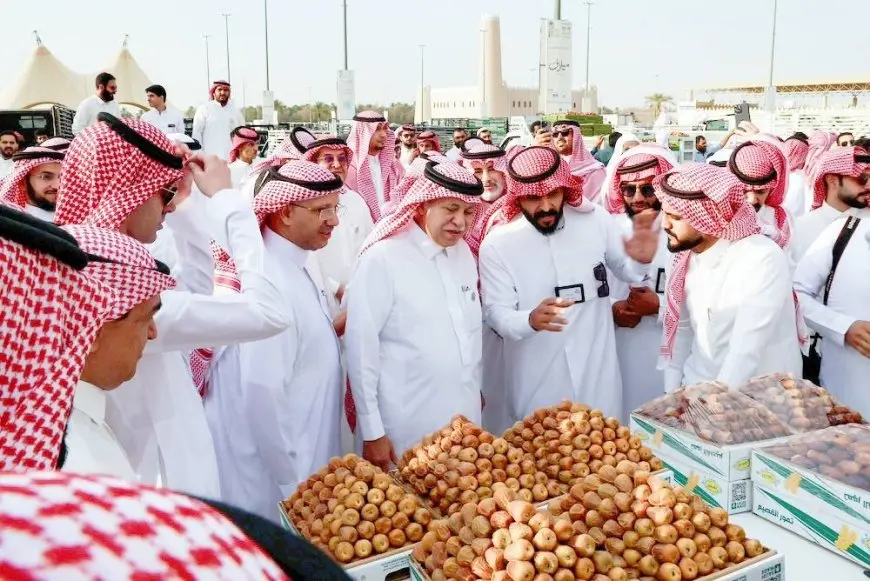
[291,203,346,221]
[160,185,177,206]
[553,130,572,138]
[840,140,855,146]
[32,172,59,183]
[318,154,349,167]
[593,262,609,298]
[621,183,656,198]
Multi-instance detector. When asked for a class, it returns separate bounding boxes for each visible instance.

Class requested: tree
[644,94,673,119]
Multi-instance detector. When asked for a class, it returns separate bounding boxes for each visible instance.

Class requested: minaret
[479,14,505,118]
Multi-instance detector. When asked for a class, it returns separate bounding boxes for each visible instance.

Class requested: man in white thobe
[794,148,870,416]
[346,111,400,221]
[792,146,870,262]
[604,145,676,420]
[60,226,175,481]
[54,115,290,498]
[397,124,417,169]
[0,146,64,222]
[192,80,245,160]
[346,161,485,469]
[72,73,121,135]
[141,84,186,136]
[227,126,260,189]
[655,163,802,391]
[216,161,344,520]
[479,146,659,422]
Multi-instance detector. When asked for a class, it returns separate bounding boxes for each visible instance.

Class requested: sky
[1,0,868,111]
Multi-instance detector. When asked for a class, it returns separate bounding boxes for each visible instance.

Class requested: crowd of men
[2,68,870,575]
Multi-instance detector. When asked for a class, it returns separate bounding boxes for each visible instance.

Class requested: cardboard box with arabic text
[660,457,753,514]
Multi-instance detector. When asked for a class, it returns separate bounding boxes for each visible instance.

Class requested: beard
[27,184,56,211]
[665,230,703,253]
[522,206,564,236]
[100,89,115,102]
[752,203,763,213]
[842,191,869,209]
[626,200,661,218]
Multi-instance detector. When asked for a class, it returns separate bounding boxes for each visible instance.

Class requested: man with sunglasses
[0,145,65,222]
[53,114,291,500]
[397,124,417,168]
[794,147,870,418]
[207,162,345,520]
[479,147,658,422]
[837,132,855,147]
[655,163,802,392]
[792,146,870,262]
[604,145,676,420]
[539,119,607,205]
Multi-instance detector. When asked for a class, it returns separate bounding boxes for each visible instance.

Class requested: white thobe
[108,189,290,499]
[72,96,121,134]
[22,204,54,222]
[346,225,483,456]
[229,159,251,189]
[784,170,811,219]
[192,101,245,159]
[64,381,138,482]
[662,235,802,392]
[479,206,649,422]
[400,146,416,169]
[140,106,186,135]
[794,217,870,417]
[791,204,870,263]
[610,214,669,421]
[315,188,374,295]
[445,147,462,162]
[213,228,341,521]
[368,155,385,207]
[0,157,13,179]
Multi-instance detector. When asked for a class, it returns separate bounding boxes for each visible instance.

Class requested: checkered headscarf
[503,146,588,222]
[229,126,260,163]
[0,147,65,210]
[784,136,809,171]
[358,161,484,256]
[253,161,345,228]
[0,471,288,579]
[346,111,398,221]
[728,139,791,248]
[810,146,870,210]
[604,144,675,215]
[416,131,442,153]
[552,121,604,178]
[54,114,184,230]
[461,143,510,256]
[804,130,836,179]
[654,163,761,359]
[0,208,111,470]
[249,127,317,176]
[302,136,354,167]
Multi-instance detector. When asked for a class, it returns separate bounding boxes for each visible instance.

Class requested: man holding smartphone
[534,120,608,205]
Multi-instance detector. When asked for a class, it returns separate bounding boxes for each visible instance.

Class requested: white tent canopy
[0,40,155,110]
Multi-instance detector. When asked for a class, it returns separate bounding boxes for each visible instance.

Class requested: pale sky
[1,0,867,110]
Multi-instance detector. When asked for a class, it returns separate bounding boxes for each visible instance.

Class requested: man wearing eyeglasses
[479,147,658,422]
[603,145,676,420]
[397,124,417,169]
[536,120,607,206]
[211,161,346,520]
[837,132,855,147]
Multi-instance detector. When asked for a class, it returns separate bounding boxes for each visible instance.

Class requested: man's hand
[534,128,553,146]
[627,286,660,317]
[594,135,606,148]
[187,154,232,198]
[845,321,870,358]
[530,297,574,332]
[363,436,397,472]
[612,300,642,328]
[333,309,347,337]
[624,209,659,264]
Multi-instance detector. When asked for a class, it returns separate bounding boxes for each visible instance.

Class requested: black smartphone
[734,102,751,126]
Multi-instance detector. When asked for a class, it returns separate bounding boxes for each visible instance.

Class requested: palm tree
[645,94,673,119]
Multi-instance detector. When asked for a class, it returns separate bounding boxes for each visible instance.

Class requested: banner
[539,20,573,115]
[336,70,356,121]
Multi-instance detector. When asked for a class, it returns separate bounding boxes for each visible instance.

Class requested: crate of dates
[752,425,870,531]
[630,382,792,482]
[735,373,863,433]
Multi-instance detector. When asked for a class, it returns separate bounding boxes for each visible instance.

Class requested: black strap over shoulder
[823,215,861,305]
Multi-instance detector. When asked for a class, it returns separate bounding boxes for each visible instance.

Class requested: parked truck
[0,104,75,146]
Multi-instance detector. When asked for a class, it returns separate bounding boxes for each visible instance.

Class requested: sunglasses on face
[160,185,177,206]
[841,140,855,146]
[620,183,656,198]
[553,130,572,138]
[319,154,348,166]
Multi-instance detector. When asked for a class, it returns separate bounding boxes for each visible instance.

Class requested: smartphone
[734,102,751,127]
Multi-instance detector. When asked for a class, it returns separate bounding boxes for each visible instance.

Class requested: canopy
[0,42,154,110]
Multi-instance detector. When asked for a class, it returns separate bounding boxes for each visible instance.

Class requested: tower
[479,14,506,118]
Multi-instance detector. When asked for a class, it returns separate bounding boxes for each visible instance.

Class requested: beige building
[415,14,598,123]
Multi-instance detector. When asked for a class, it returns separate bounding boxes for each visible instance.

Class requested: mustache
[533,209,560,221]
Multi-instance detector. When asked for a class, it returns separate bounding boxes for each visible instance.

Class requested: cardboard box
[661,457,753,514]
[753,484,870,569]
[630,413,787,481]
[752,448,870,528]
[278,502,414,581]
[408,550,785,581]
